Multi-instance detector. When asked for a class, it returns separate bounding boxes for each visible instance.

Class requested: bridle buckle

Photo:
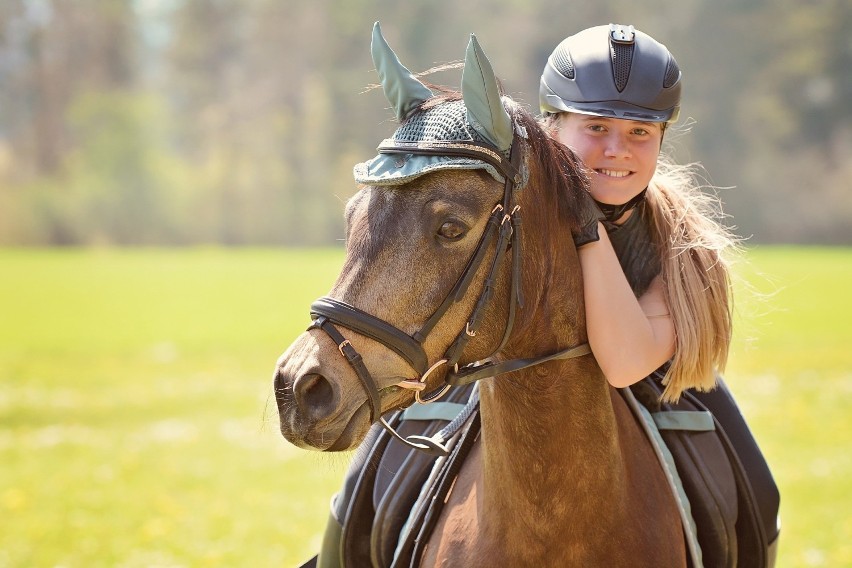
[337,339,351,356]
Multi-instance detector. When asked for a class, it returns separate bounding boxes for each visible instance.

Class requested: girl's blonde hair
[646,157,739,401]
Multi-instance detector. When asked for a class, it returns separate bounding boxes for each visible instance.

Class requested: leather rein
[308,133,591,455]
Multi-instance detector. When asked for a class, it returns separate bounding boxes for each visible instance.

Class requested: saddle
[302,377,778,568]
[629,375,779,568]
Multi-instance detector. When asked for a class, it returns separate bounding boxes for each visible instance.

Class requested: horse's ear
[462,34,513,152]
[371,21,433,122]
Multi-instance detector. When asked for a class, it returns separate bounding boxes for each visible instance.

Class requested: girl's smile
[596,169,632,178]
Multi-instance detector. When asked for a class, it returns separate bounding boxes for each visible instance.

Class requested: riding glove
[571,189,607,248]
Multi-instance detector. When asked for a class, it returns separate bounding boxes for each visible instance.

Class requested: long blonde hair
[646,157,739,401]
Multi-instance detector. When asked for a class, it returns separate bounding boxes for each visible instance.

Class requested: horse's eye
[438,220,466,241]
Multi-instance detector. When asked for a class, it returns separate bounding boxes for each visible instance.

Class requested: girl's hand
[572,189,606,248]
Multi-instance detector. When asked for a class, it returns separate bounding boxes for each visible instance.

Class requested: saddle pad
[620,386,705,568]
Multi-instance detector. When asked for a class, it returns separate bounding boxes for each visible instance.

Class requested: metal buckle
[414,359,453,404]
[337,339,351,356]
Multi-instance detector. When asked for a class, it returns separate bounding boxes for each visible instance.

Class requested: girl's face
[554,113,662,205]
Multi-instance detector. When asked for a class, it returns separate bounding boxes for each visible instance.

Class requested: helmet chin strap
[594,187,647,224]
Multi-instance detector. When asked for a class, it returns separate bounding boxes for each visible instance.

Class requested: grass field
[0,246,850,567]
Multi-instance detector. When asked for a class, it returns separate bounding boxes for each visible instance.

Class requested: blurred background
[2,1,851,567]
[1,0,851,247]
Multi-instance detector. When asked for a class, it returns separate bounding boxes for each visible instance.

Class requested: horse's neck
[478,357,625,490]
[474,181,631,536]
[476,348,630,541]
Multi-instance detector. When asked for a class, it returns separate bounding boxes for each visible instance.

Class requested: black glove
[571,189,607,248]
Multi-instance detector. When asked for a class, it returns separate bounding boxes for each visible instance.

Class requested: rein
[308,132,591,455]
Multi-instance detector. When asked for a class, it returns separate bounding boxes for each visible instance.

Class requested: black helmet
[540,24,681,123]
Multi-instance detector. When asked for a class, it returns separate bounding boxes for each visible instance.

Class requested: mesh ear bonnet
[392,100,491,147]
[355,99,529,188]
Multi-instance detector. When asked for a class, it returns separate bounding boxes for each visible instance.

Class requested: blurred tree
[0,0,136,179]
[0,0,849,245]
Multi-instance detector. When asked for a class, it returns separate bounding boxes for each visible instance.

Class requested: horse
[274,23,686,567]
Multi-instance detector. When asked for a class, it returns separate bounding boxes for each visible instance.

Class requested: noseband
[308,133,591,455]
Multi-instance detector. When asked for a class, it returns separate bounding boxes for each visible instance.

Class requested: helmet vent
[551,44,575,79]
[663,56,681,89]
[610,42,633,92]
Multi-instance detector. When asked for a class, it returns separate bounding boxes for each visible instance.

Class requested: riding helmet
[540,24,681,123]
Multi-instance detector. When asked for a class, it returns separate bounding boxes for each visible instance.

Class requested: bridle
[308,130,592,455]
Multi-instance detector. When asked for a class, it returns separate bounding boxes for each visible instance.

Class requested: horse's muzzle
[273,336,371,451]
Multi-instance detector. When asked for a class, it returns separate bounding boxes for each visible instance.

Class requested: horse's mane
[415,86,590,233]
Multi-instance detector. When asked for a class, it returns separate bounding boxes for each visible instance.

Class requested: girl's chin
[590,188,644,205]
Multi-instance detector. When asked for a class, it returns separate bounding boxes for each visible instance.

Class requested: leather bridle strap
[309,316,382,422]
[376,139,522,186]
[308,316,450,456]
[446,342,593,386]
[442,207,513,368]
[311,297,429,375]
[414,205,505,343]
[308,199,507,377]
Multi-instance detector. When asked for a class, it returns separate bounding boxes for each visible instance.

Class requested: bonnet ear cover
[354,25,525,188]
[372,21,433,122]
[462,34,513,152]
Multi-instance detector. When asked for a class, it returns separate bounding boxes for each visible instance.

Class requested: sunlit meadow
[0,247,849,567]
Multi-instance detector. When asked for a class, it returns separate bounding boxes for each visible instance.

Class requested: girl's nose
[604,134,631,159]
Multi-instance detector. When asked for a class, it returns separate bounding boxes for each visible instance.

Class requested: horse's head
[274,23,589,451]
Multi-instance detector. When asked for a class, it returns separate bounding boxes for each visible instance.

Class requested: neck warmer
[594,188,647,224]
[606,200,661,297]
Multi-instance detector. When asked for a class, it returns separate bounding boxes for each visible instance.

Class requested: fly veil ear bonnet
[354,22,528,188]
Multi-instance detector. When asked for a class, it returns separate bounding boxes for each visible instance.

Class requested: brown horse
[274,24,685,567]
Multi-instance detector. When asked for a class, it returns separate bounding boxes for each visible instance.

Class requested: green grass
[725,246,852,567]
[0,246,850,567]
[0,248,350,567]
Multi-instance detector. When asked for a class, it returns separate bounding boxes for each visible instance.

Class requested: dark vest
[606,200,661,297]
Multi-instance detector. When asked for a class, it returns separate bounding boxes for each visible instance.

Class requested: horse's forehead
[343,171,497,267]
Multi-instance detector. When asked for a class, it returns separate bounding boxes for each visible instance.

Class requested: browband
[377,139,522,186]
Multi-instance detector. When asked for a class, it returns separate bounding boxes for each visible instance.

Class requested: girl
[539,23,780,560]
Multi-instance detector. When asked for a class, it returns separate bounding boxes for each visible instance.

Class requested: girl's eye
[438,220,466,241]
[588,124,606,132]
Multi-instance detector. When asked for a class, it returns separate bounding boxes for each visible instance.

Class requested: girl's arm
[577,221,676,387]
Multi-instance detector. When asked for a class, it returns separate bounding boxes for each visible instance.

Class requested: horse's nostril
[295,373,335,412]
